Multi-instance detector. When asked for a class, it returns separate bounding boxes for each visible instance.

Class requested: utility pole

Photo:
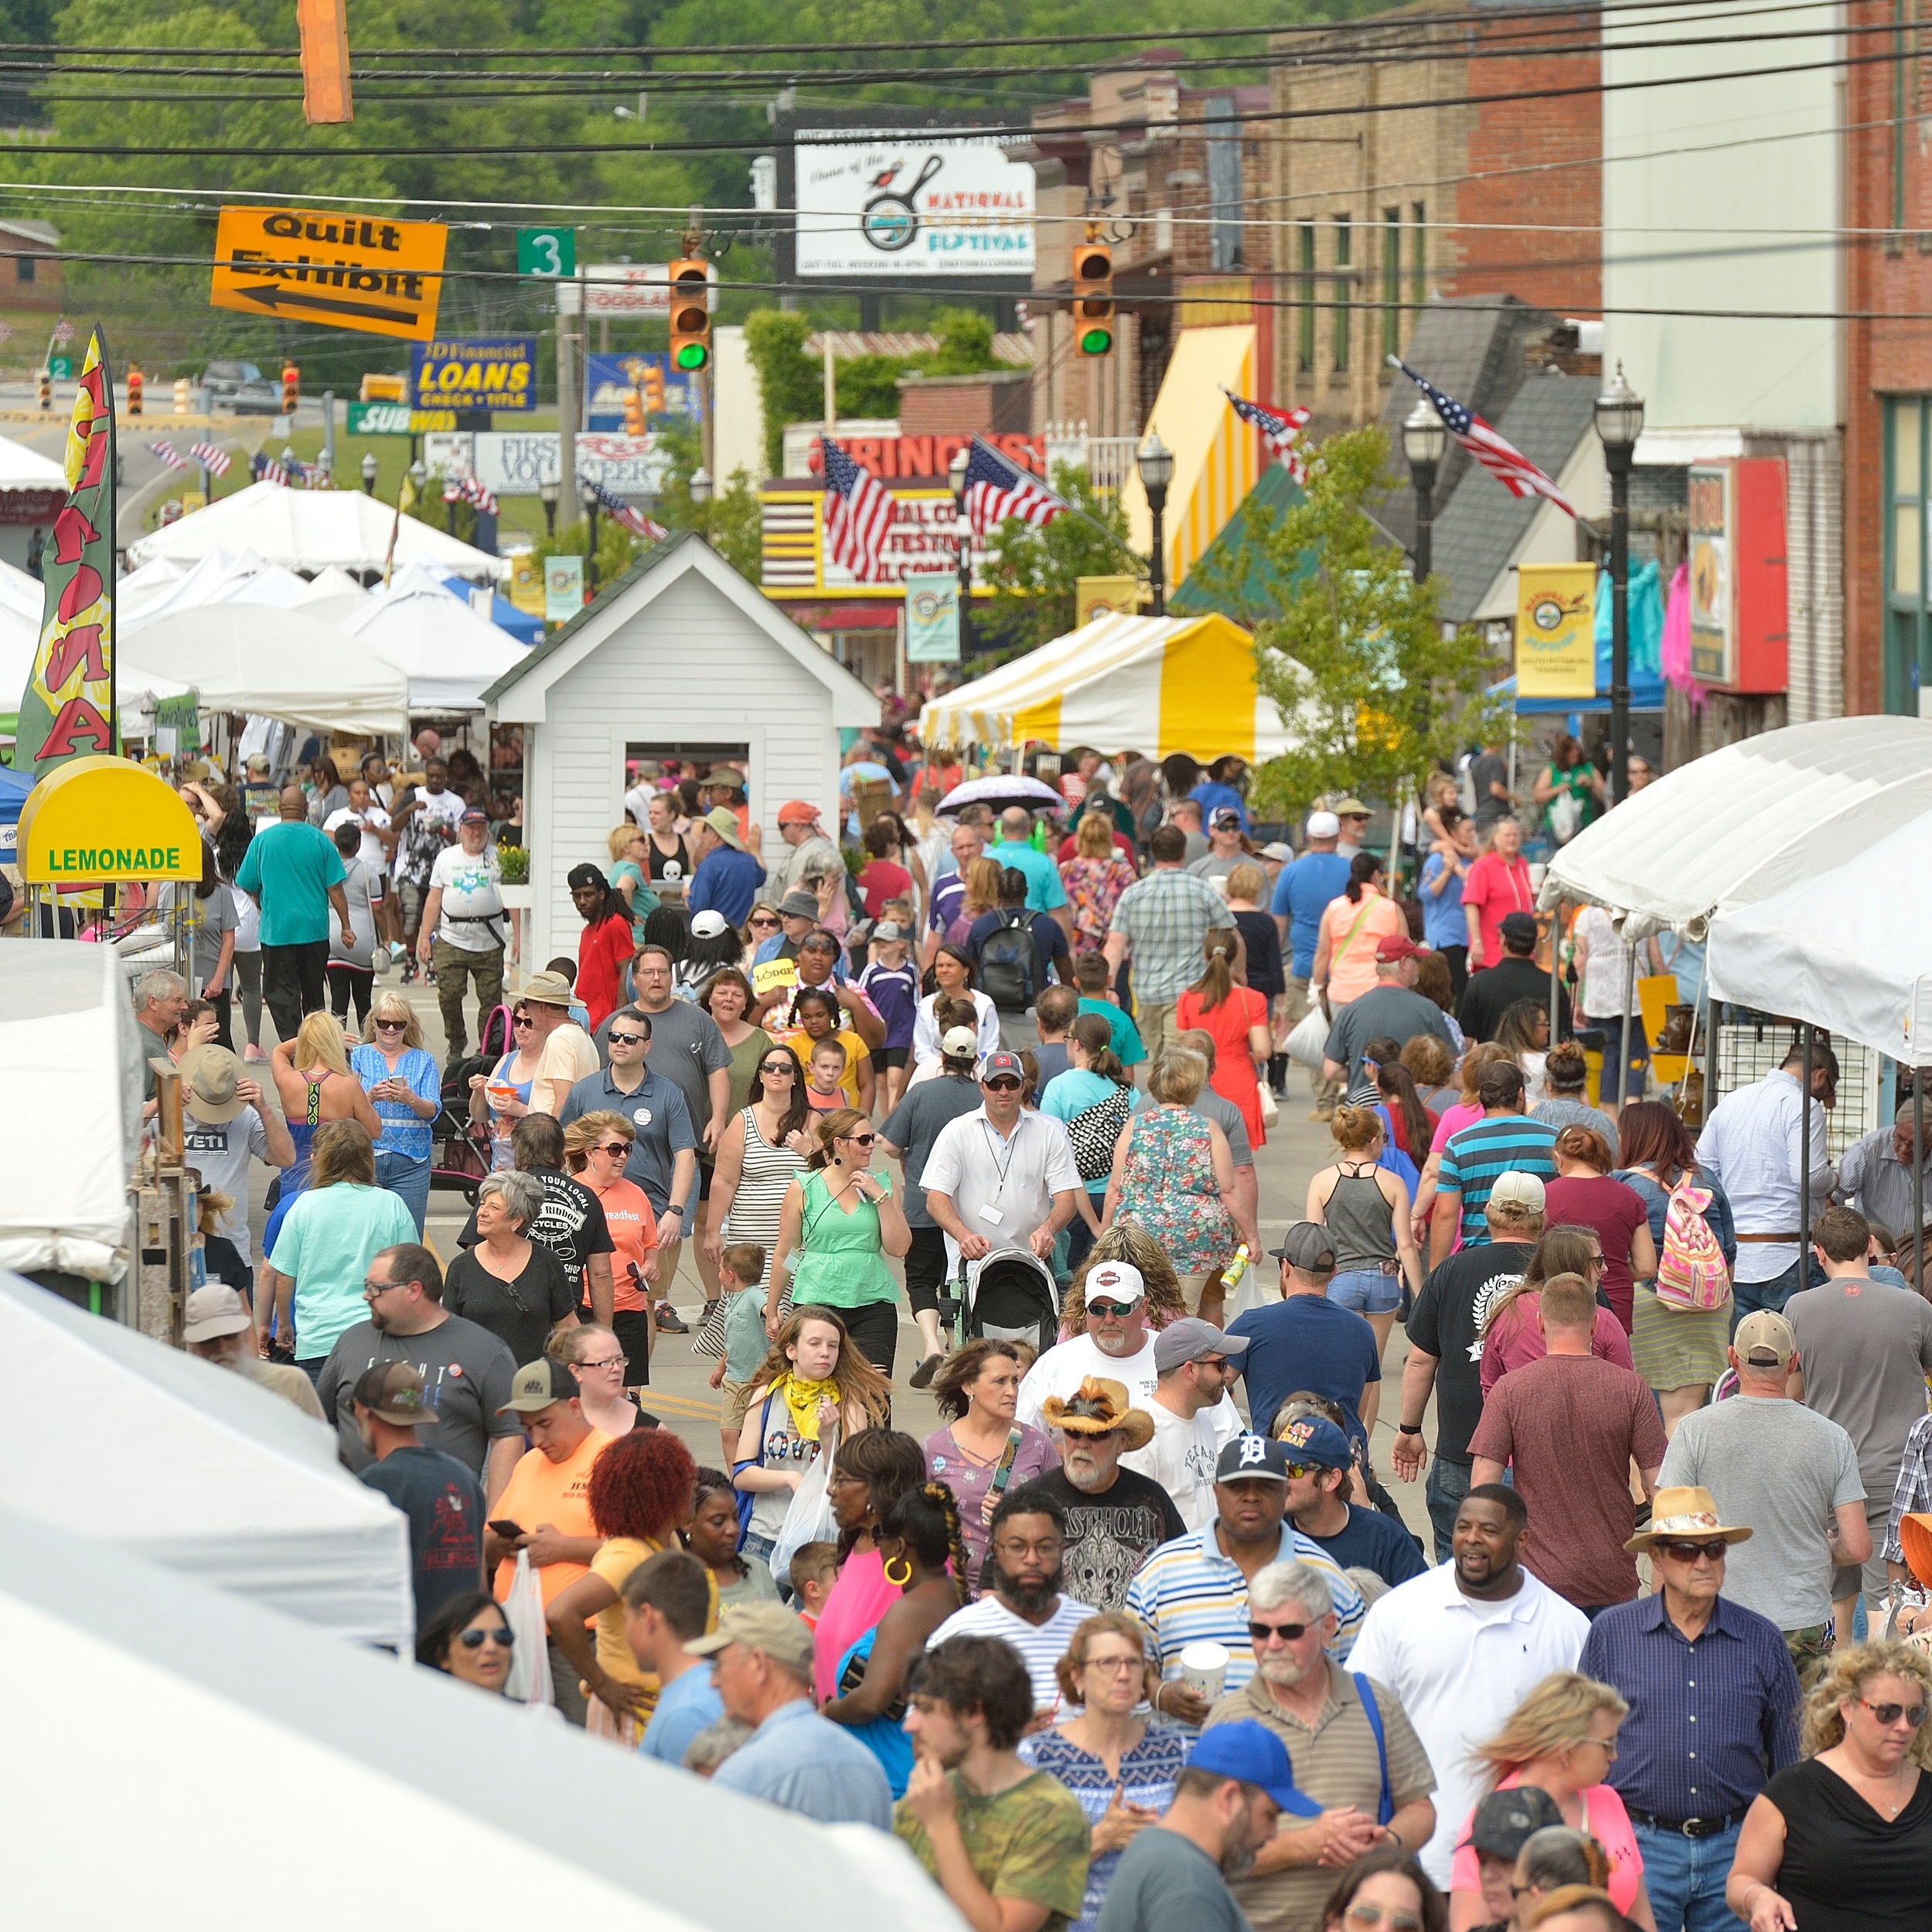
[557,269,581,527]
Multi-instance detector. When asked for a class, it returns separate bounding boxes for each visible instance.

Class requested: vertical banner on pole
[1515,562,1597,699]
[904,571,960,663]
[17,327,116,776]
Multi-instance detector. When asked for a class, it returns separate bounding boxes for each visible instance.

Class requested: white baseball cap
[1083,1261,1146,1306]
[1306,810,1341,839]
[939,1025,980,1060]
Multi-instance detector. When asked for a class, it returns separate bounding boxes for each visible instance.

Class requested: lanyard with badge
[976,1116,1024,1227]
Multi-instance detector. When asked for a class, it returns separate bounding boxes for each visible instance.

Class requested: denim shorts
[1327,1266,1403,1314]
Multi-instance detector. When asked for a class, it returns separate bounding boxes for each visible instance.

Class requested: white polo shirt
[918,1106,1082,1250]
[1344,1561,1590,1886]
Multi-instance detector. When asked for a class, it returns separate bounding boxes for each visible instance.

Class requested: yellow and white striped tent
[918,609,1298,760]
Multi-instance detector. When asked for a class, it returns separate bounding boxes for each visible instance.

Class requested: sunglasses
[1281,1462,1327,1481]
[373,1017,407,1032]
[512,1014,533,1027]
[607,1031,647,1047]
[1088,1300,1139,1319]
[458,1626,516,1650]
[844,1131,877,1147]
[759,1061,796,1075]
[1657,1538,1730,1564]
[1248,1620,1312,1644]
[983,1076,1022,1092]
[1344,1906,1422,1932]
[749,915,780,929]
[595,1141,630,1160]
[1860,1698,1930,1727]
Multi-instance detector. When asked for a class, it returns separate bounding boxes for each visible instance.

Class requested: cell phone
[487,1519,525,1540]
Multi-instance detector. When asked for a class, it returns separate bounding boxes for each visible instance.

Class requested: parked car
[200,360,281,413]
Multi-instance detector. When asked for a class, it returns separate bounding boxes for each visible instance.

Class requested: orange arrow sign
[210,206,447,342]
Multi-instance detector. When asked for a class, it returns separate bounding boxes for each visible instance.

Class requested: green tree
[743,310,820,475]
[977,462,1136,656]
[1246,424,1514,830]
[655,420,762,581]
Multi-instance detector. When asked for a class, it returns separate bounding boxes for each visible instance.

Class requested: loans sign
[409,336,537,413]
[211,205,448,342]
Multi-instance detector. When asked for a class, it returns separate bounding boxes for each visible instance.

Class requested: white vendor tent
[0,1274,414,1646]
[339,561,526,711]
[0,945,141,1280]
[124,479,508,580]
[918,609,1299,762]
[2,1502,967,1930]
[294,563,371,605]
[0,551,41,618]
[121,547,314,634]
[121,604,409,736]
[1539,716,1932,933]
[0,430,66,491]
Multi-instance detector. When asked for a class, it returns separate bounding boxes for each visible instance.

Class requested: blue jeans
[1426,1455,1472,1565]
[376,1149,432,1235]
[1731,1254,1825,1331]
[1328,1267,1403,1315]
[1586,1011,1650,1105]
[1632,1817,1742,1932]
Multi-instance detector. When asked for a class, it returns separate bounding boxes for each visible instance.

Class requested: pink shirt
[1452,1780,1642,1916]
[813,1545,895,1702]
[1430,1100,1484,1153]
[1479,1297,1637,1396]
[1462,852,1535,966]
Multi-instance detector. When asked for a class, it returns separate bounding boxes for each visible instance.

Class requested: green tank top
[792,1167,898,1309]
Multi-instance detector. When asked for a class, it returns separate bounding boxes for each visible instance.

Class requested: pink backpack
[1654,1177,1730,1312]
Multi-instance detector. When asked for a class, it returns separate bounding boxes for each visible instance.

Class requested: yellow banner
[1515,564,1598,699]
[1076,576,1140,625]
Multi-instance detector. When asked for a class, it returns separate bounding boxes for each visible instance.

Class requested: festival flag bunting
[588,476,663,540]
[148,440,190,473]
[250,451,290,487]
[189,440,230,477]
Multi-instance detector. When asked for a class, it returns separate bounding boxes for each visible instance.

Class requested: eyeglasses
[595,1141,630,1160]
[373,1017,407,1032]
[1080,1653,1145,1675]
[1574,1733,1620,1758]
[1248,1620,1312,1645]
[1656,1538,1730,1564]
[608,1031,647,1047]
[983,1076,1022,1092]
[363,1276,403,1297]
[1859,1698,1930,1727]
[1088,1300,1140,1319]
[575,1354,627,1372]
[458,1626,516,1650]
[1344,1905,1422,1932]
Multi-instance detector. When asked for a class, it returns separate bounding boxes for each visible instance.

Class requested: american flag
[1390,358,1576,517]
[817,437,896,580]
[442,472,500,516]
[250,451,289,486]
[190,441,230,477]
[1224,390,1313,483]
[588,477,665,541]
[959,434,1061,535]
[148,440,190,473]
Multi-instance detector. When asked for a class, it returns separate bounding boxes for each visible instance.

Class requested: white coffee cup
[1179,1640,1229,1702]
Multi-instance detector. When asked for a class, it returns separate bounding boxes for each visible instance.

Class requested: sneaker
[1309,1104,1335,1122]
[387,939,407,962]
[400,963,417,985]
[243,1043,267,1063]
[653,1303,690,1335]
[909,1351,943,1389]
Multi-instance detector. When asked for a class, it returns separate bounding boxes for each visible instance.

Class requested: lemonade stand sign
[18,755,202,886]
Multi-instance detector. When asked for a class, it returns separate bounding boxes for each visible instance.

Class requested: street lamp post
[359,451,378,496]
[1593,361,1646,805]
[538,476,559,539]
[1401,397,1447,584]
[1136,433,1174,615]
[580,476,601,595]
[689,465,714,506]
[948,444,973,661]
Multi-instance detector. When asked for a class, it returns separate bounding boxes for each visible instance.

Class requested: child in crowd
[785,986,873,1111]
[788,1542,840,1625]
[858,918,920,1111]
[544,955,594,1031]
[1074,949,1147,1069]
[705,1242,769,1467]
[805,1037,851,1113]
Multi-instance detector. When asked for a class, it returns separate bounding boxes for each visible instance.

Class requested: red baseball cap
[1375,933,1423,962]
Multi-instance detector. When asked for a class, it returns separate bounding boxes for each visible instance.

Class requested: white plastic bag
[1224,1256,1273,1324]
[1286,1002,1330,1072]
[772,1422,841,1583]
[499,1549,554,1709]
[1257,1082,1279,1130]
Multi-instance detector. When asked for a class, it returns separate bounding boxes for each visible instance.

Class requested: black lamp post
[538,475,559,539]
[579,475,600,594]
[1137,432,1174,615]
[1402,396,1446,584]
[1593,361,1646,805]
[948,444,973,661]
[359,450,378,495]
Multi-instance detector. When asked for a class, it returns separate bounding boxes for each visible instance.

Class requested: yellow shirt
[588,1534,722,1716]
[780,1025,869,1107]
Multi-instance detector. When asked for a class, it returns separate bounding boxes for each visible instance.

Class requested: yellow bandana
[779,1373,840,1442]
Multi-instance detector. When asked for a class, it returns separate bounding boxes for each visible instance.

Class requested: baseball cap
[1487,1170,1547,1213]
[778,890,819,918]
[1498,910,1540,946]
[1736,1309,1797,1367]
[1083,1260,1146,1307]
[981,1051,1025,1083]
[1272,1220,1338,1270]
[1210,806,1242,830]
[1375,933,1422,963]
[1184,1720,1322,1817]
[244,752,271,773]
[459,806,489,824]
[1260,841,1293,862]
[690,909,731,939]
[176,1043,247,1124]
[776,799,819,826]
[353,1361,436,1428]
[1275,1414,1354,1472]
[183,1283,252,1344]
[939,1024,980,1061]
[1153,1315,1249,1372]
[1216,1433,1291,1484]
[683,1602,816,1680]
[1333,796,1370,816]
[497,1358,580,1413]
[1463,1786,1566,1862]
[1305,810,1341,839]
[873,920,904,941]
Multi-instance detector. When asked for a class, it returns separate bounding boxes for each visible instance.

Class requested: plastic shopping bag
[500,1549,554,1709]
[1286,1002,1330,1072]
[772,1423,841,1582]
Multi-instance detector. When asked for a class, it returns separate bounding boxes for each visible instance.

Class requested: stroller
[957,1246,1061,1360]
[433,1001,513,1205]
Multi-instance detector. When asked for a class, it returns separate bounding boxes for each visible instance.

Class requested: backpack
[979,908,1039,1012]
[1068,1082,1135,1181]
[1654,1177,1731,1312]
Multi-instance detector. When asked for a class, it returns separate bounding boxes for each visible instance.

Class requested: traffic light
[281,361,299,413]
[126,363,143,416]
[642,364,665,414]
[668,259,711,373]
[623,386,646,435]
[1072,241,1115,357]
[37,367,49,410]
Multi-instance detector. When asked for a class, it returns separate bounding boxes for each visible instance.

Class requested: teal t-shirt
[234,820,348,947]
[1078,996,1147,1067]
[722,1283,771,1382]
[269,1182,419,1361]
[1040,1068,1147,1194]
[990,839,1068,914]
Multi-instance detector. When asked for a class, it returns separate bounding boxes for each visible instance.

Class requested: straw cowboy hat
[1624,1484,1754,1555]
[1039,1377,1154,1452]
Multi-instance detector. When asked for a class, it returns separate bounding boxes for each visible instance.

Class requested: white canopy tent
[1538,716,1932,933]
[339,561,527,711]
[121,547,314,634]
[120,604,409,736]
[0,1274,413,1646]
[124,480,508,580]
[0,431,66,490]
[2,1503,966,1930]
[294,563,371,605]
[0,946,141,1280]
[0,551,41,619]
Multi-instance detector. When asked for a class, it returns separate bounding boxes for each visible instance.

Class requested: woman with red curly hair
[545,1426,710,1747]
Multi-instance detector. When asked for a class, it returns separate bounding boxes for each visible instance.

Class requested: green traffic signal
[674,342,710,372]
[1079,325,1114,356]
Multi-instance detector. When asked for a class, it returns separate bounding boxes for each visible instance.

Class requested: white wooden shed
[482,533,881,970]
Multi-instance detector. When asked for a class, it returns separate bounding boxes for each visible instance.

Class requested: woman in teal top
[1040,1012,1147,1273]
[605,824,662,947]
[768,1106,911,1378]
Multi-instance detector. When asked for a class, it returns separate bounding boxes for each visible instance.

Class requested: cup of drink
[1179,1640,1229,1702]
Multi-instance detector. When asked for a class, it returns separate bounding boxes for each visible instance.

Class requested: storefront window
[1884,396,1932,714]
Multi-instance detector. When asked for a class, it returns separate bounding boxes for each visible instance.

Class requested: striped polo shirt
[1124,1521,1365,1730]
[1439,1113,1559,1243]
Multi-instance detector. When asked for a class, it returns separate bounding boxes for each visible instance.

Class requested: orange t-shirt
[588,1174,659,1312]
[490,1428,613,1607]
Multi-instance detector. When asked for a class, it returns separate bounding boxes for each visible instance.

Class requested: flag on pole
[818,436,896,579]
[189,440,230,476]
[251,451,290,486]
[148,440,190,473]
[1389,357,1576,516]
[1223,390,1313,483]
[15,327,116,774]
[584,476,659,539]
[958,434,1061,535]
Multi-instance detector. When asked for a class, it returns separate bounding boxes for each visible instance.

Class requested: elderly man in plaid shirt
[1102,825,1245,1056]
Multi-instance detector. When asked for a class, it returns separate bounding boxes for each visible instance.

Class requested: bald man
[235,785,355,1045]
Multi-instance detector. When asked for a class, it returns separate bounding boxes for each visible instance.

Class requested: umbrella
[935,774,1065,816]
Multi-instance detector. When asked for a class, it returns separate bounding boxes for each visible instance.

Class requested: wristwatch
[668,1201,688,1220]
[1396,1423,1423,1436]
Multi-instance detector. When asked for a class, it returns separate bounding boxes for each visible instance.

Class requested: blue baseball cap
[1185,1721,1323,1817]
[1275,1415,1354,1473]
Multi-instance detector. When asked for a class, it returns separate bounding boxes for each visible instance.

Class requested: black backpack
[979,908,1038,1012]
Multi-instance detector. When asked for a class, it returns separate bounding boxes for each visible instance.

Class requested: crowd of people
[132,729,1932,1932]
